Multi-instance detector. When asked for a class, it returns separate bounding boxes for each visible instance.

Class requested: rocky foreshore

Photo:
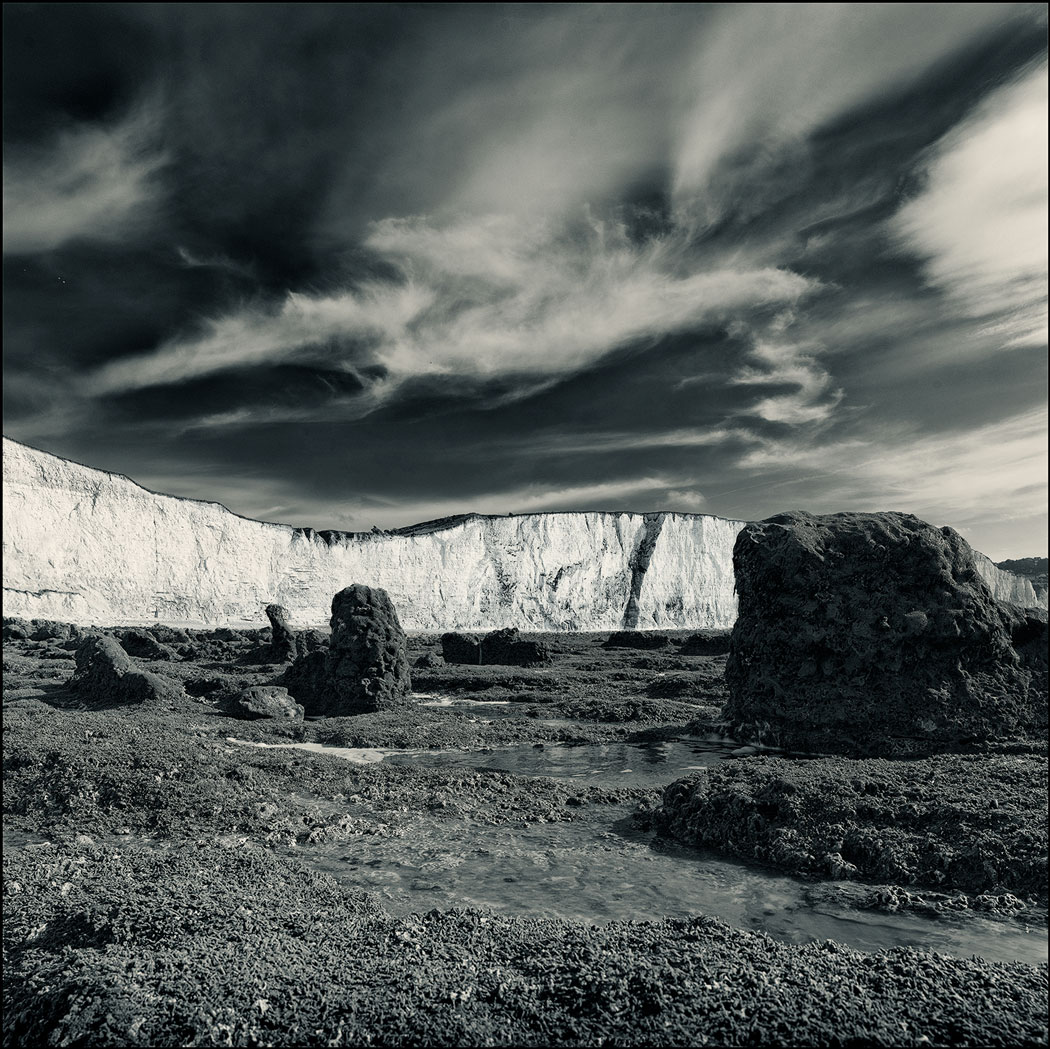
[3,616,1048,1047]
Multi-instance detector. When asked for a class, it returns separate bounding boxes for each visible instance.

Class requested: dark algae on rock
[69,635,185,708]
[655,754,1049,899]
[725,511,1045,755]
[286,584,413,715]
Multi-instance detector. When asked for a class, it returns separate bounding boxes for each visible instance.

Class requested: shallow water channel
[232,703,1048,967]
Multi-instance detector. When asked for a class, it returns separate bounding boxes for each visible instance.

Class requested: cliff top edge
[3,435,746,541]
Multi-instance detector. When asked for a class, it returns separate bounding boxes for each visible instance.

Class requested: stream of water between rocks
[230,699,1048,968]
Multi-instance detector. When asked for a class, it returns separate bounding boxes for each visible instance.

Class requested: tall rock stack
[324,584,412,716]
[724,511,1041,756]
[265,603,298,664]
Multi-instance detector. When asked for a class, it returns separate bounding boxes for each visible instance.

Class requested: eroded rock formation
[326,585,412,715]
[70,635,183,708]
[222,685,304,721]
[285,585,412,716]
[724,511,1043,755]
[265,604,298,664]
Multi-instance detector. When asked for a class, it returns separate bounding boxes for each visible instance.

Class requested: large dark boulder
[479,627,552,666]
[3,618,30,640]
[222,685,304,721]
[265,603,298,663]
[319,584,412,716]
[441,632,481,665]
[70,635,183,708]
[724,511,1042,756]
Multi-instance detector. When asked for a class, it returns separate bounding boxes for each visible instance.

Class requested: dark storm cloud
[3,3,1047,558]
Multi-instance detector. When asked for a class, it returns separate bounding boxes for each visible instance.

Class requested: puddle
[228,737,739,788]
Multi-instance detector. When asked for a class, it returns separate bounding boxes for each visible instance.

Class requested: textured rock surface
[479,627,552,666]
[265,604,298,663]
[321,585,412,716]
[222,685,304,721]
[70,635,183,707]
[679,630,732,656]
[724,511,1042,755]
[440,632,481,665]
[113,628,181,662]
[604,631,672,649]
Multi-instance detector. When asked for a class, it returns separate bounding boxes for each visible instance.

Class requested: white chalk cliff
[2,437,1040,629]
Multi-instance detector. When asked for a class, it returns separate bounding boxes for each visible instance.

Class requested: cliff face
[971,551,1043,607]
[3,438,1040,629]
[1,439,744,629]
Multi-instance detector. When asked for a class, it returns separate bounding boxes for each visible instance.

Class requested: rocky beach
[4,560,1047,1045]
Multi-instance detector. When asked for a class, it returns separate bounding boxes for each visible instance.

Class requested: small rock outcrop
[679,630,731,656]
[113,628,181,661]
[441,632,481,665]
[440,628,551,666]
[724,511,1042,756]
[70,635,183,707]
[289,584,412,716]
[3,617,30,640]
[222,685,304,721]
[603,631,672,650]
[480,627,552,666]
[265,603,298,663]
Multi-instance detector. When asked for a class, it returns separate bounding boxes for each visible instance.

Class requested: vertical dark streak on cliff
[621,512,666,629]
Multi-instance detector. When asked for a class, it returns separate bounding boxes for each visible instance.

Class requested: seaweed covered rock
[654,754,1048,898]
[3,617,30,640]
[3,618,79,642]
[282,649,329,709]
[725,511,1042,755]
[297,628,329,655]
[265,603,298,664]
[222,685,303,721]
[603,631,672,650]
[480,627,552,666]
[679,630,731,656]
[113,628,181,662]
[147,623,191,645]
[441,631,481,665]
[322,584,412,716]
[69,635,183,707]
[1001,605,1049,723]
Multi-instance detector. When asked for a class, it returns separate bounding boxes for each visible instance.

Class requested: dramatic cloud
[673,3,1041,205]
[86,214,818,401]
[3,102,166,254]
[892,61,1048,347]
[3,4,1046,557]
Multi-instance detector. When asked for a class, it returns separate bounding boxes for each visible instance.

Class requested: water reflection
[384,739,735,787]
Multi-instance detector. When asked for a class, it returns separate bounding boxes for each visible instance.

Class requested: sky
[3,3,1047,560]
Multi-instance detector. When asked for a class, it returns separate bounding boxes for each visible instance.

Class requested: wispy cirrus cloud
[729,337,843,425]
[3,101,166,255]
[892,60,1048,347]
[84,213,819,402]
[672,3,1042,208]
[345,472,713,531]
